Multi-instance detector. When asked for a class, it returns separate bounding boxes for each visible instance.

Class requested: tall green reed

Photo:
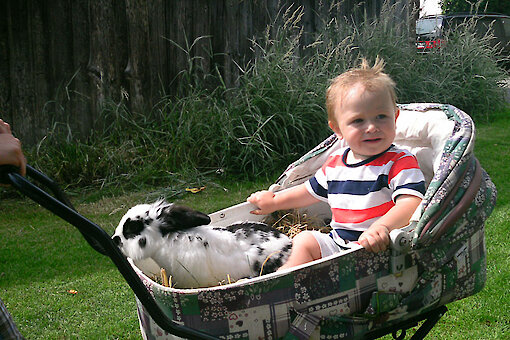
[26,1,508,192]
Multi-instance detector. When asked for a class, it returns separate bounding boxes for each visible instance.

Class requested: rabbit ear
[160,204,211,232]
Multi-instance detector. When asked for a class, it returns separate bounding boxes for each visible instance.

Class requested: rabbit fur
[112,200,292,288]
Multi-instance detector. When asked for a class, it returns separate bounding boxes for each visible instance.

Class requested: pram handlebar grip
[0,165,220,340]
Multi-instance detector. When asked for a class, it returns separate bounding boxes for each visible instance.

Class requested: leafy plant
[25,1,508,191]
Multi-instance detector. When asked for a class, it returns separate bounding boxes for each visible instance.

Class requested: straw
[264,209,331,238]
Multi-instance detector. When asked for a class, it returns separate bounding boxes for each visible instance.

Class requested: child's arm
[248,183,320,215]
[358,194,422,252]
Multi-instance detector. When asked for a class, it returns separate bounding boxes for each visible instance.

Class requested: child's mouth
[364,138,382,143]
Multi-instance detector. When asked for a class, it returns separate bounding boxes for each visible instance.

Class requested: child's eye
[351,118,364,124]
[376,114,388,120]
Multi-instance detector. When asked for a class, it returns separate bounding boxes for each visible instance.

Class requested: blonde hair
[326,57,397,123]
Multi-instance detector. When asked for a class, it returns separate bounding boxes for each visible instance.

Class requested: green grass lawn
[1,112,509,339]
[0,179,269,339]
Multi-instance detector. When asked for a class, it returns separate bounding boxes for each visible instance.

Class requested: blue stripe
[309,177,328,198]
[327,175,389,195]
[395,181,426,195]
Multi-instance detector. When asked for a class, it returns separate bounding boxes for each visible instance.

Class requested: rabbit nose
[112,235,122,247]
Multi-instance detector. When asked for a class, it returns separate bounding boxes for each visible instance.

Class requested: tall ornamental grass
[27,2,508,191]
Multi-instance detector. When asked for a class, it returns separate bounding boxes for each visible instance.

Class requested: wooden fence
[0,0,415,145]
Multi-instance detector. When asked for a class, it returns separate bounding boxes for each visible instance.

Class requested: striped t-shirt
[305,145,426,233]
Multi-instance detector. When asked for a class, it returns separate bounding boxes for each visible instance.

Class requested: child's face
[328,83,399,161]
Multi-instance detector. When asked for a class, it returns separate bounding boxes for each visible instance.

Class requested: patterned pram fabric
[131,104,497,339]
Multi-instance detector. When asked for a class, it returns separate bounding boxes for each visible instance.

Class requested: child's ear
[394,108,400,121]
[328,120,343,139]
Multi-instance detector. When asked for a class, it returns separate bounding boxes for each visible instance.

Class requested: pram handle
[0,165,219,340]
[1,165,75,208]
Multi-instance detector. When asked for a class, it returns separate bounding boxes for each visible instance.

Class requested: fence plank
[70,0,92,139]
[126,0,150,113]
[7,1,49,145]
[0,1,11,125]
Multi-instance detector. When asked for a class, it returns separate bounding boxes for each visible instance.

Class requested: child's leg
[278,231,322,270]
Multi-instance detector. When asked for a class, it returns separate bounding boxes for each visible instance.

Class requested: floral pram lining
[132,104,497,339]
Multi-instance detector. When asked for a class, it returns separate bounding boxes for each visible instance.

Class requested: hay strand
[264,209,331,238]
[161,268,169,287]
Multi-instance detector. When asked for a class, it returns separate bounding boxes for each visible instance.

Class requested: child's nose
[366,121,378,132]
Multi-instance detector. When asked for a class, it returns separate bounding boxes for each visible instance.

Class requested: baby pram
[1,103,496,339]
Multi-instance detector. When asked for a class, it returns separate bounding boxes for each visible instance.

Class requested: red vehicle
[416,15,444,52]
[416,13,510,57]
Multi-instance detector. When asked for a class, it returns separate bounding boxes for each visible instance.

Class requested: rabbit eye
[138,237,147,248]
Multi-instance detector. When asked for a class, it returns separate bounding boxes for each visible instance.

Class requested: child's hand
[247,190,277,215]
[359,194,422,252]
[358,223,390,252]
[248,184,319,216]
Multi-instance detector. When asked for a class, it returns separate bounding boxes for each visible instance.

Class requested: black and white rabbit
[112,200,292,288]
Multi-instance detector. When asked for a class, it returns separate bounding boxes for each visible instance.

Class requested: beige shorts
[308,230,352,258]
